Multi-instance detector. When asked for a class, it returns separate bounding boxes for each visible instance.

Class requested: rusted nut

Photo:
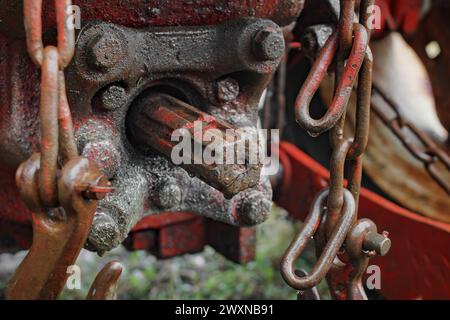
[87,212,121,255]
[252,28,285,61]
[89,34,125,70]
[155,180,182,209]
[97,85,128,111]
[363,231,392,256]
[216,77,239,102]
[238,190,272,226]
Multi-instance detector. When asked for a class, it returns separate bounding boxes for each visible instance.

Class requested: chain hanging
[372,86,450,195]
[6,0,117,300]
[281,0,391,300]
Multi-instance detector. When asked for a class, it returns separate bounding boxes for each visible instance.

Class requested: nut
[89,34,125,70]
[253,29,285,61]
[98,85,128,111]
[155,180,182,209]
[238,190,272,226]
[216,77,240,102]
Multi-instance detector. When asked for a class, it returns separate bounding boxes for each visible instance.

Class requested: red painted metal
[373,0,422,38]
[276,141,450,300]
[127,213,256,263]
[206,219,256,264]
[127,213,205,258]
[1,0,304,39]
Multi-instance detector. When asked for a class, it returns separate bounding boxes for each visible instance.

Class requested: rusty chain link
[281,188,356,290]
[6,0,117,300]
[372,86,450,195]
[23,0,77,208]
[21,0,114,211]
[282,0,391,300]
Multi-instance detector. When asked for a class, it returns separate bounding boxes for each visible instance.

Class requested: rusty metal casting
[127,93,262,198]
[58,17,283,252]
[0,7,286,253]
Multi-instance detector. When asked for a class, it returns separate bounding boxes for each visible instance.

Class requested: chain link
[24,0,75,68]
[282,0,391,300]
[6,1,116,300]
[372,85,450,195]
[20,0,114,210]
[23,0,79,208]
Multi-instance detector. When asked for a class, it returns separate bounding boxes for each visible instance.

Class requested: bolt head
[156,181,182,209]
[90,34,124,69]
[239,191,272,226]
[88,212,121,254]
[98,85,128,111]
[216,77,240,102]
[253,29,285,61]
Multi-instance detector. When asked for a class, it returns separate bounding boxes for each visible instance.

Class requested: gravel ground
[0,207,330,300]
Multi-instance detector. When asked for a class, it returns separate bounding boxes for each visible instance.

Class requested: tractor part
[126,93,262,199]
[0,2,301,254]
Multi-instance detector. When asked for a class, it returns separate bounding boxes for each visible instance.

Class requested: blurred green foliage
[1,206,330,300]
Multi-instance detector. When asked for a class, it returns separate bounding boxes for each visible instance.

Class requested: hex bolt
[88,212,121,255]
[252,28,285,61]
[216,77,240,102]
[98,85,128,111]
[155,180,182,209]
[89,34,125,70]
[363,231,392,256]
[238,190,272,226]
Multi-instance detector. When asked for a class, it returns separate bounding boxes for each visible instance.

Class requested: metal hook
[6,157,109,300]
[87,260,123,300]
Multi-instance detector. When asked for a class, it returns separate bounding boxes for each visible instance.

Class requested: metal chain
[21,0,113,210]
[23,0,77,208]
[6,1,118,300]
[282,0,391,300]
[372,85,450,195]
